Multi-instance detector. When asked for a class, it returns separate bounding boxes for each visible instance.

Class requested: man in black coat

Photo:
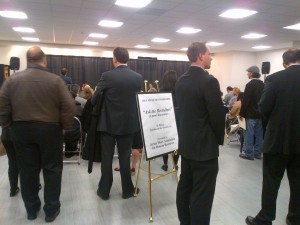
[239,66,264,160]
[175,42,225,225]
[92,47,142,200]
[246,49,300,225]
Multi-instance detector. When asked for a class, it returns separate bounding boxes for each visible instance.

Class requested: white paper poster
[137,93,178,160]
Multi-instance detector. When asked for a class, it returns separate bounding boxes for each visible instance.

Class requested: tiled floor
[0,140,289,225]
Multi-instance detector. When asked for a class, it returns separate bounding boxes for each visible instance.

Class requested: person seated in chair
[64,85,82,158]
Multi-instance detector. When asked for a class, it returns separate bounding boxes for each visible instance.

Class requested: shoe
[122,187,140,199]
[27,205,41,220]
[114,167,120,171]
[239,153,254,160]
[245,216,259,225]
[131,168,136,176]
[10,187,20,197]
[254,155,261,159]
[97,189,109,200]
[161,164,168,171]
[45,209,60,223]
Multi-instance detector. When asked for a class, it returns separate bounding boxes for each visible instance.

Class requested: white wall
[0,42,289,93]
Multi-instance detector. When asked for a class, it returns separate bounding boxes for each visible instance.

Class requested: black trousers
[98,132,134,198]
[255,154,300,225]
[1,137,19,192]
[162,153,179,165]
[11,122,63,216]
[176,157,218,225]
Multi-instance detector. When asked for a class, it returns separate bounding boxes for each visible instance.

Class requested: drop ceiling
[0,0,299,53]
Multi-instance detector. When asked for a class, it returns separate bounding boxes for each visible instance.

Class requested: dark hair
[61,67,68,75]
[113,47,129,63]
[252,72,261,78]
[162,70,178,91]
[226,86,233,91]
[282,48,300,65]
[187,42,207,63]
[69,84,80,98]
[237,92,244,101]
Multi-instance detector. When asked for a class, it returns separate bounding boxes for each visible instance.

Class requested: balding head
[26,46,46,67]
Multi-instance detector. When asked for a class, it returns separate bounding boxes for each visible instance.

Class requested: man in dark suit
[175,42,225,225]
[245,49,300,225]
[92,47,142,200]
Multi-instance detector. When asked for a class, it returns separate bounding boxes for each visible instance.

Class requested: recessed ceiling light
[0,10,27,19]
[98,20,123,28]
[252,45,271,49]
[83,41,99,45]
[283,23,300,30]
[115,0,151,8]
[13,27,35,33]
[151,38,170,43]
[241,33,267,39]
[22,37,40,42]
[176,27,201,34]
[219,8,257,19]
[180,48,188,51]
[206,42,224,46]
[135,45,150,49]
[89,33,108,38]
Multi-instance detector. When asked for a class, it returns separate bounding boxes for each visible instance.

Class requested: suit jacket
[239,79,264,119]
[175,66,225,161]
[92,65,143,135]
[258,65,300,154]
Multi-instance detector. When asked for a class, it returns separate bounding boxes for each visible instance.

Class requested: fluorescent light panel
[151,38,170,43]
[83,41,98,45]
[98,20,123,28]
[22,37,40,42]
[115,0,151,8]
[0,10,27,19]
[176,27,201,34]
[89,33,108,38]
[180,48,188,51]
[206,42,224,46]
[241,33,267,39]
[252,45,271,49]
[284,23,300,30]
[135,45,150,49]
[219,8,257,19]
[13,27,35,33]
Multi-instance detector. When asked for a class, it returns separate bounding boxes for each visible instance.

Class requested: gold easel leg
[134,148,144,196]
[172,152,179,184]
[148,160,153,222]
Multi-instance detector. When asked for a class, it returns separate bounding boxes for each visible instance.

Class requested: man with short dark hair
[175,42,225,225]
[59,67,72,85]
[245,48,300,225]
[92,47,142,200]
[223,86,234,105]
[239,66,264,160]
[0,46,75,222]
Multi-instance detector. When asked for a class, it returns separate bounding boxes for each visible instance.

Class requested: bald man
[0,46,75,222]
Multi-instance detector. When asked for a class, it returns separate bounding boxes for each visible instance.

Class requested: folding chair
[63,117,82,164]
[227,123,240,144]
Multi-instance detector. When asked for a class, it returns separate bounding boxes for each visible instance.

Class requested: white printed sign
[137,93,178,160]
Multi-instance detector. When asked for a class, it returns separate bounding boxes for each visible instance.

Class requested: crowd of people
[0,44,299,225]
